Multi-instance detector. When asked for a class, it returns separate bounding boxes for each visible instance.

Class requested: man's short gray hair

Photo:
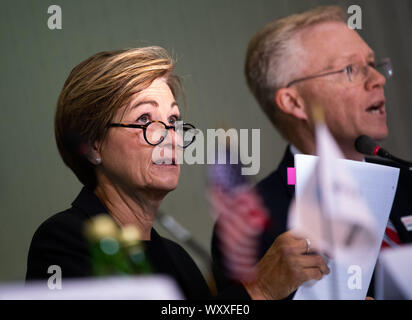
[245,6,347,133]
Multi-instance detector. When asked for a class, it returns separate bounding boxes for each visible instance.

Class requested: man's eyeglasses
[109,121,198,148]
[286,58,393,88]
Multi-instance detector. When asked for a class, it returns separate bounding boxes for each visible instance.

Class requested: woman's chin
[149,181,179,194]
[149,164,180,191]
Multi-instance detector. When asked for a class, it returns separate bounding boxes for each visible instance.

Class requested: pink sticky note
[287,167,296,185]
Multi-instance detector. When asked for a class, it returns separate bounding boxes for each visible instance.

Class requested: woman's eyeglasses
[109,120,198,148]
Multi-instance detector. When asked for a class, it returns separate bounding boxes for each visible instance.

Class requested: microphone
[355,135,412,169]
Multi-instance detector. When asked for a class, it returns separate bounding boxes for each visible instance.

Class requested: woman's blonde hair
[55,46,181,188]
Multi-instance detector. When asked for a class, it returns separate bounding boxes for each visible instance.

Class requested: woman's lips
[152,159,177,166]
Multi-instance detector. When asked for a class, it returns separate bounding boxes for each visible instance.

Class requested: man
[212,5,412,299]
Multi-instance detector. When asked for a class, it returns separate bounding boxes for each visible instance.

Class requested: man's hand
[244,231,330,300]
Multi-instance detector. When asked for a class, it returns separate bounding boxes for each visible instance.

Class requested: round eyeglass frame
[109,120,197,148]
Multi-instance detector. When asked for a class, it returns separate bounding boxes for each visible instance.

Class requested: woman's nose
[162,127,175,146]
[158,127,183,163]
[158,126,178,148]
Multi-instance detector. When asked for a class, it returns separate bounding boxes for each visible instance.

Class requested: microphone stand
[375,148,412,171]
[155,211,217,295]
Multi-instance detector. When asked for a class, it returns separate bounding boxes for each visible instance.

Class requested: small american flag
[381,219,401,250]
[208,149,269,282]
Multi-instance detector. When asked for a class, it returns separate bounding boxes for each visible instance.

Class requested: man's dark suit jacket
[212,146,412,293]
[26,187,252,299]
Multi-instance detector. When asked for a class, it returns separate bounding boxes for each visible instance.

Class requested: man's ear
[274,87,308,121]
[85,141,102,165]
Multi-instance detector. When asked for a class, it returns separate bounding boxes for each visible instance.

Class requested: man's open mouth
[366,101,385,115]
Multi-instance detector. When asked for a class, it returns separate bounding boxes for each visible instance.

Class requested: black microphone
[355,135,412,169]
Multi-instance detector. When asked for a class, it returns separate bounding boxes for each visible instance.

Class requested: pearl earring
[95,157,102,164]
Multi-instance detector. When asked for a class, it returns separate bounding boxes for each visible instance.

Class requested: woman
[25,46,243,299]
[26,46,325,300]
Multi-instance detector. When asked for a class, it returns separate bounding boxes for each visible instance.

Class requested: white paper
[291,154,399,300]
[0,276,184,300]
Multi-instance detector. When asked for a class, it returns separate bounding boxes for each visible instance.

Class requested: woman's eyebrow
[131,100,158,109]
[131,100,179,109]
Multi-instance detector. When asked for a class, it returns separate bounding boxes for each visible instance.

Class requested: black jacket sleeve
[26,210,92,282]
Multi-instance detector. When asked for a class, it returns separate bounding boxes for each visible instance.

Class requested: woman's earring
[95,157,102,164]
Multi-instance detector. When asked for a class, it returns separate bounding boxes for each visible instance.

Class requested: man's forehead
[324,51,375,70]
[299,22,375,70]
